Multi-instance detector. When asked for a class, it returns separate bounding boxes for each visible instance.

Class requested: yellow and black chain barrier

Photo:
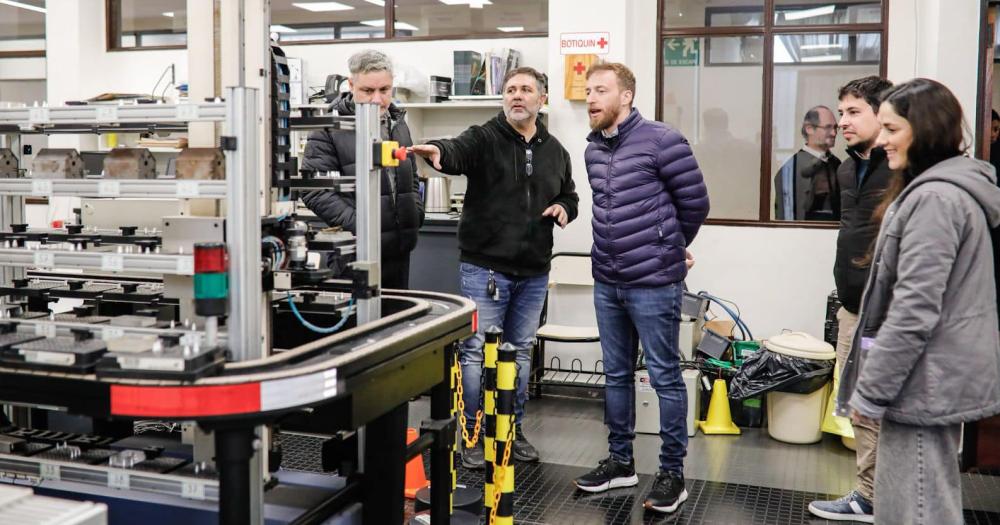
[448,343,461,513]
[454,361,482,449]
[489,342,518,525]
[482,327,501,516]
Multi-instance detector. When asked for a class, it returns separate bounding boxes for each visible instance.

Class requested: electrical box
[635,369,701,437]
[697,328,732,360]
[681,292,708,322]
[679,320,703,361]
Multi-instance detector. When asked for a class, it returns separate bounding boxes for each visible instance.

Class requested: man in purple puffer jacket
[572,63,709,515]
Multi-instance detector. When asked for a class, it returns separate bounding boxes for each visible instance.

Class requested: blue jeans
[595,280,687,474]
[459,262,547,434]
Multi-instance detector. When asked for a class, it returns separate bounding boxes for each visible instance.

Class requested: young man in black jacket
[300,49,423,289]
[808,75,893,524]
[411,67,578,468]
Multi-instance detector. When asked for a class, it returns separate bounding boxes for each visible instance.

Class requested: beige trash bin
[763,332,836,444]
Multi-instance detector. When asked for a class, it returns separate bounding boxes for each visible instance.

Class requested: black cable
[150,64,173,99]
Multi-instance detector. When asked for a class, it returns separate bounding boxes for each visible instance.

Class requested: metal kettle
[424,176,451,213]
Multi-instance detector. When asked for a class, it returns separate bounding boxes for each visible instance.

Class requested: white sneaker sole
[645,488,688,513]
[573,474,639,493]
[807,503,875,523]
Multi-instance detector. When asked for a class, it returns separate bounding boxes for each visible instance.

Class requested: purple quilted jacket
[585,109,710,287]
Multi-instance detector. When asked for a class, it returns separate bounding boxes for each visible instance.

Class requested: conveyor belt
[0,290,474,423]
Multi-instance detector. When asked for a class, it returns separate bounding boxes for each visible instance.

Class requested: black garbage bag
[729,349,833,400]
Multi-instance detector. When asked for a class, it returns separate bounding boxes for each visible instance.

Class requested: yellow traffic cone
[698,379,741,435]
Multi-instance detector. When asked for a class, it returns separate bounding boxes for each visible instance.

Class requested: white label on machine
[176,257,194,275]
[21,350,74,366]
[181,480,206,500]
[34,323,56,338]
[176,104,200,120]
[95,106,118,122]
[97,180,121,197]
[175,181,200,198]
[108,470,130,490]
[117,356,184,372]
[28,108,49,123]
[637,374,655,393]
[101,327,125,341]
[101,254,124,272]
[31,180,52,197]
[40,463,60,481]
[33,251,55,269]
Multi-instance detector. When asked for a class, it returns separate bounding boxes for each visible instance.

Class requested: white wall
[0,58,45,82]
[887,0,981,127]
[684,225,837,338]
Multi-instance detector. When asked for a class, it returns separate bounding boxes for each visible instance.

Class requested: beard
[589,106,620,132]
[503,105,536,125]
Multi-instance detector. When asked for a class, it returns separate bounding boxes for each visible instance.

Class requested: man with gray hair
[773,105,841,221]
[302,49,423,288]
[411,66,579,468]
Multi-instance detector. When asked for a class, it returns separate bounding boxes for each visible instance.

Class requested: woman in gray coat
[837,78,1000,524]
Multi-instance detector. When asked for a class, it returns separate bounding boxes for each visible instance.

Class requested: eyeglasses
[525,148,533,177]
[812,124,838,132]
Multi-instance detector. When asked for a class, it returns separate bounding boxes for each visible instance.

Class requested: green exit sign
[664,38,700,67]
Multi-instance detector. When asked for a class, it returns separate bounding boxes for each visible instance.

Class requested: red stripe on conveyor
[110,383,262,417]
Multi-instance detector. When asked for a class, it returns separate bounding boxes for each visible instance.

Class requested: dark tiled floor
[277,396,1000,524]
[279,440,1000,525]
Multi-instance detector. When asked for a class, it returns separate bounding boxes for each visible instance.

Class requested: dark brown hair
[586,62,637,103]
[880,78,966,178]
[838,76,894,113]
[857,78,967,267]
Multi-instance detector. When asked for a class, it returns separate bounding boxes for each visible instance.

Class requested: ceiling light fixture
[0,0,46,14]
[801,54,843,62]
[783,5,836,21]
[163,11,175,17]
[800,43,842,50]
[364,0,386,5]
[361,19,420,31]
[270,25,299,33]
[292,1,354,12]
[497,26,524,32]
[439,0,493,6]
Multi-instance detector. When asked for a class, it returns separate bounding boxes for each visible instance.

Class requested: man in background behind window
[773,105,841,221]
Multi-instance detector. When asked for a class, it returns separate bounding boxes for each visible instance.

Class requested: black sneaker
[644,471,688,514]
[512,432,540,463]
[573,457,639,493]
[461,442,484,470]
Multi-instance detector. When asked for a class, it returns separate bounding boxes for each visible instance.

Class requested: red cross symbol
[573,62,586,75]
[597,37,608,49]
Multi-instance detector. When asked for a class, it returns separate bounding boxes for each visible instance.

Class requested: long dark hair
[857,79,967,267]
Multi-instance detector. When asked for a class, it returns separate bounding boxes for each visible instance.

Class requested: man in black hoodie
[411,67,578,468]
[301,50,423,289]
[808,76,893,524]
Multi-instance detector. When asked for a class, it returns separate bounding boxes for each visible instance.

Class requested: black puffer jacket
[301,93,423,260]
[834,147,895,313]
